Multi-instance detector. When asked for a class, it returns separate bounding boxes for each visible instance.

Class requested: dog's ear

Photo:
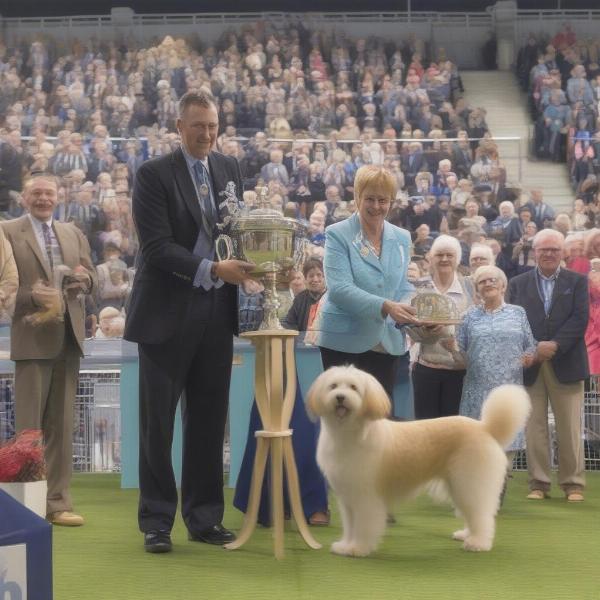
[306,371,326,419]
[361,371,391,420]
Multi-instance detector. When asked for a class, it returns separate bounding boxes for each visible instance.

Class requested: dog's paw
[330,541,373,557]
[348,543,374,558]
[463,537,492,552]
[452,528,469,542]
[331,541,352,556]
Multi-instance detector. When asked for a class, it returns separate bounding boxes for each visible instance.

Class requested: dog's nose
[335,394,345,404]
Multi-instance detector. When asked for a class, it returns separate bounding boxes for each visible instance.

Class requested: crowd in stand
[517,24,600,194]
[0,22,598,351]
[516,25,600,356]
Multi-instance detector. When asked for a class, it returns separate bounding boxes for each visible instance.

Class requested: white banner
[0,543,27,600]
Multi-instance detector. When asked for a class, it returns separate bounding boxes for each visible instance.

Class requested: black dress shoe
[144,530,172,553]
[188,524,236,545]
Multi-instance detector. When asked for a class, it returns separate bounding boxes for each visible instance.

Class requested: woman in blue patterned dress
[444,265,536,458]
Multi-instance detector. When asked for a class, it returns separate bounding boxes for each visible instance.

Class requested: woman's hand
[440,337,458,352]
[521,352,537,368]
[382,300,418,324]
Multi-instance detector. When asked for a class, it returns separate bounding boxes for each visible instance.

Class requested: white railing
[0,11,493,28]
[515,9,600,44]
[0,11,493,69]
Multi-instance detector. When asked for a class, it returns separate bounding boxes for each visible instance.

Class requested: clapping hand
[27,281,64,326]
[63,265,92,298]
[31,282,61,309]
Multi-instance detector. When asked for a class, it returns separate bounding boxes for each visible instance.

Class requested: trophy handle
[215,234,233,261]
[294,237,309,271]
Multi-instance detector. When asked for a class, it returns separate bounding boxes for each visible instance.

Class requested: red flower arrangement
[0,429,46,482]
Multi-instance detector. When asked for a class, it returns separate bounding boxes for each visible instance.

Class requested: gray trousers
[14,337,80,515]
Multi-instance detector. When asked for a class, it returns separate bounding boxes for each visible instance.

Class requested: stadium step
[461,71,573,215]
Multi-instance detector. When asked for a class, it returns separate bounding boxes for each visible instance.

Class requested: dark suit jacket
[507,268,589,385]
[524,202,556,230]
[401,152,425,185]
[451,145,473,179]
[124,146,241,345]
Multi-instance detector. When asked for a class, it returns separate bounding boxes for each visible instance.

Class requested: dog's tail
[480,384,531,449]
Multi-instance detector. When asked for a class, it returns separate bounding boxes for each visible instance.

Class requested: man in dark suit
[507,229,588,502]
[451,132,473,180]
[401,142,425,189]
[524,188,555,230]
[124,91,255,553]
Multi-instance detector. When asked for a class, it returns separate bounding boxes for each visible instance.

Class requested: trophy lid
[411,292,461,325]
[227,185,307,234]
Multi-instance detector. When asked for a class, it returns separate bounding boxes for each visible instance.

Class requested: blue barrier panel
[0,490,52,600]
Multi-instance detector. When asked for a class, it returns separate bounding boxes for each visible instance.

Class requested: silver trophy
[216,187,308,330]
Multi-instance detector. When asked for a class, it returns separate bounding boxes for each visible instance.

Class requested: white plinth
[0,481,47,518]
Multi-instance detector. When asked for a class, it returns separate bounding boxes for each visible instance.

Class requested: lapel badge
[360,245,370,258]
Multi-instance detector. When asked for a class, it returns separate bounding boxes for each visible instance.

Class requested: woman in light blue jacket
[317,165,417,398]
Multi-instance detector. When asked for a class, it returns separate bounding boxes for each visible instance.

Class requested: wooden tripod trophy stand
[224,329,322,559]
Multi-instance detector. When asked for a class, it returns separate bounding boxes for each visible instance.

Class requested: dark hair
[302,256,324,277]
[178,90,217,118]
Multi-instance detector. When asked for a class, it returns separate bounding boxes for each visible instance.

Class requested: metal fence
[0,370,122,474]
[73,370,121,473]
[1,370,599,473]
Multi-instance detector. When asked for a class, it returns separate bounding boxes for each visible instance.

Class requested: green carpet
[53,472,600,600]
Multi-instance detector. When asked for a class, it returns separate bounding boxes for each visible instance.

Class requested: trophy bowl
[216,206,308,330]
[411,292,462,326]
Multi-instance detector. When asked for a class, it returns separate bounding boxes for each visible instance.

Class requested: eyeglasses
[536,248,562,255]
[477,277,499,286]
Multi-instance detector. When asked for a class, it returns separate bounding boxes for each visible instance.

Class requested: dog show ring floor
[52,472,599,600]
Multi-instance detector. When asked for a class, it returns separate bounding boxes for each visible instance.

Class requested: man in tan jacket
[2,173,96,526]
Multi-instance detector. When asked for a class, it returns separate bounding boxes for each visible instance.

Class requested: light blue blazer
[317,213,413,355]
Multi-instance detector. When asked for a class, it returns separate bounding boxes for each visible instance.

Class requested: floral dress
[456,303,536,451]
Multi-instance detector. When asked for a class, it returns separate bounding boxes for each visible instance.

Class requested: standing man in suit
[124,91,255,553]
[401,142,425,190]
[2,173,96,526]
[526,188,555,230]
[507,228,588,502]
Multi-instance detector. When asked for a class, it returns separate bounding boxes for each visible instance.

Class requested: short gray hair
[430,234,462,270]
[499,200,515,216]
[532,228,564,249]
[473,264,507,291]
[469,243,494,265]
[178,90,217,118]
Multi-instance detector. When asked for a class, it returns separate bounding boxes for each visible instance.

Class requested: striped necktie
[41,222,54,271]
[193,161,217,235]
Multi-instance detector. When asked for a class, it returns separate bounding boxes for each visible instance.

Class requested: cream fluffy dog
[307,365,531,557]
